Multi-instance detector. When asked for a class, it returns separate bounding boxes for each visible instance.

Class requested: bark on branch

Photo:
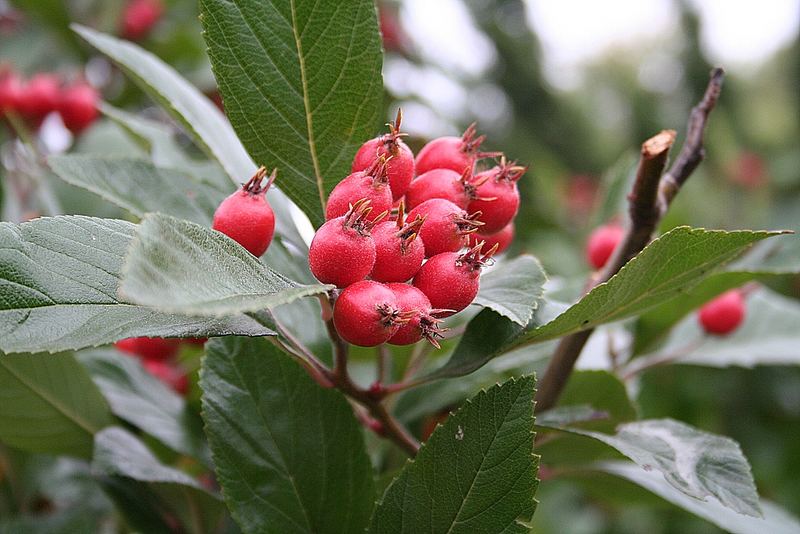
[536,68,725,412]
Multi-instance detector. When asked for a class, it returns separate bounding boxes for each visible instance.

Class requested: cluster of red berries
[307,112,526,347]
[586,223,747,336]
[120,0,164,41]
[114,337,205,395]
[0,67,99,134]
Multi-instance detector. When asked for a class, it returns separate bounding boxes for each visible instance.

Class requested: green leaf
[430,299,568,379]
[0,216,274,354]
[78,349,210,465]
[72,25,307,250]
[92,427,226,533]
[433,227,785,378]
[370,376,538,534]
[99,103,232,190]
[639,288,800,369]
[550,370,637,432]
[632,270,773,354]
[597,461,800,534]
[92,427,213,492]
[201,336,375,533]
[474,254,547,325]
[119,214,331,316]
[73,24,254,183]
[0,353,113,458]
[199,0,384,227]
[48,155,225,226]
[565,419,761,517]
[536,370,638,466]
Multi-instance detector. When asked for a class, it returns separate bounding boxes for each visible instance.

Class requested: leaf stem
[536,68,725,412]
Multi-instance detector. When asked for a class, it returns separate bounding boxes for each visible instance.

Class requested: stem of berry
[321,293,420,456]
[536,68,725,412]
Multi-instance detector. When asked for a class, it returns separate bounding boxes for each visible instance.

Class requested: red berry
[586,223,624,270]
[58,82,99,134]
[698,290,746,335]
[120,0,163,40]
[467,158,525,234]
[469,222,514,254]
[386,283,445,346]
[413,243,497,315]
[406,198,482,257]
[115,337,180,361]
[16,73,60,122]
[309,199,383,288]
[405,168,472,210]
[352,109,415,200]
[327,156,393,221]
[213,167,277,257]
[184,337,207,346]
[333,280,407,346]
[370,202,425,283]
[0,70,23,117]
[143,360,188,395]
[414,123,498,176]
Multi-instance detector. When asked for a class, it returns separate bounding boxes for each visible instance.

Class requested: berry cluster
[309,112,526,347]
[0,67,99,134]
[114,337,205,394]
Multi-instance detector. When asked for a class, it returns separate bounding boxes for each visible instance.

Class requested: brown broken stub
[643,129,677,158]
[461,165,498,202]
[456,240,500,273]
[343,198,388,235]
[242,166,277,195]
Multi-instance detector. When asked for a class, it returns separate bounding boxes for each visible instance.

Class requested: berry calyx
[386,283,447,347]
[115,337,180,361]
[58,81,99,134]
[406,198,483,257]
[120,0,164,41]
[469,222,514,254]
[370,201,426,283]
[309,199,384,288]
[333,280,410,346]
[414,122,501,176]
[352,109,415,200]
[698,289,746,335]
[212,167,277,257]
[586,222,624,270]
[413,241,498,315]
[327,155,393,221]
[467,157,525,234]
[17,73,60,123]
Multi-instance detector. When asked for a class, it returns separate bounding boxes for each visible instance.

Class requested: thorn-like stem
[535,68,725,412]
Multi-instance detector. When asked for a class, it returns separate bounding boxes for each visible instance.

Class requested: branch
[658,67,725,212]
[536,68,725,412]
[320,294,421,456]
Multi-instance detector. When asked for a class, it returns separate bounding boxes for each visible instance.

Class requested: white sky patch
[524,0,799,87]
[400,0,497,78]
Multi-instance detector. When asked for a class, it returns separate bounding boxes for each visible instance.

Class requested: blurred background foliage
[1,0,798,532]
